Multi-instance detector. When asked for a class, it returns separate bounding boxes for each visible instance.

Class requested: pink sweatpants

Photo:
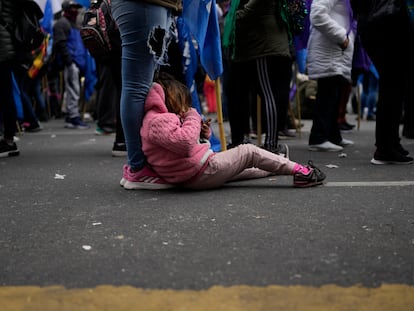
[184,144,296,190]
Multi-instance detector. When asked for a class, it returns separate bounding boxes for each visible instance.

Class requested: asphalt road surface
[1,116,413,310]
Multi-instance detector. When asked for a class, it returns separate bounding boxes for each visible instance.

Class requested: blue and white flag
[176,17,199,110]
[182,0,223,80]
[40,0,54,34]
[176,16,222,152]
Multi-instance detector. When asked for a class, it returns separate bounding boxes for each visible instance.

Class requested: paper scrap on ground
[54,174,66,179]
[326,164,339,169]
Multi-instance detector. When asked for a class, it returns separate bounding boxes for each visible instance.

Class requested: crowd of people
[1,0,413,190]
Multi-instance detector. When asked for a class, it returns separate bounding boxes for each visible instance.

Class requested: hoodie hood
[145,83,169,114]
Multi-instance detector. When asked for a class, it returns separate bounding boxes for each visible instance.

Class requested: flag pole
[214,78,227,151]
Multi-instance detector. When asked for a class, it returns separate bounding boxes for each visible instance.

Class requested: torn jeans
[111,0,173,170]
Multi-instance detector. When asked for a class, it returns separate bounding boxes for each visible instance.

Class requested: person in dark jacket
[53,0,89,129]
[0,0,20,157]
[223,0,292,156]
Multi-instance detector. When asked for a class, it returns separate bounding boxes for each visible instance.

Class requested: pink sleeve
[149,112,202,156]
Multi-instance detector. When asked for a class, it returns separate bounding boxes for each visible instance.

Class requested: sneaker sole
[65,123,90,130]
[123,180,175,190]
[112,150,127,157]
[0,150,20,158]
[294,180,324,188]
[120,177,127,187]
[308,146,343,152]
[95,130,115,135]
[370,158,413,165]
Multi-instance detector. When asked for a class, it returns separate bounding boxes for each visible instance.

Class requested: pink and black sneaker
[123,165,174,190]
[293,161,326,188]
[120,164,129,187]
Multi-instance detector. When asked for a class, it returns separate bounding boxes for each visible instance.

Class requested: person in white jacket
[306,0,356,151]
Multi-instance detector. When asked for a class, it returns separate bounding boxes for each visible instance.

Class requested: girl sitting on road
[121,73,326,190]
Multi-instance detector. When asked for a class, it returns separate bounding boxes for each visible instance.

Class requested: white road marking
[325,181,414,187]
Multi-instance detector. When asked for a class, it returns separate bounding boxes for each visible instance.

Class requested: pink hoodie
[141,83,214,184]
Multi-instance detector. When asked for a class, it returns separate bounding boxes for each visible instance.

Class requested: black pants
[360,19,413,152]
[309,75,346,145]
[95,52,124,144]
[227,55,292,151]
[0,62,17,140]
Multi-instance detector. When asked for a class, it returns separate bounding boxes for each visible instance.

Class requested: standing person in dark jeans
[111,0,182,189]
[0,0,20,157]
[352,0,413,164]
[223,0,292,155]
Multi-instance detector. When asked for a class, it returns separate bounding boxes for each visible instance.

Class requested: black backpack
[80,0,121,60]
[0,0,45,52]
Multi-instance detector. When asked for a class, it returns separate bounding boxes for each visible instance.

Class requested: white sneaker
[339,138,354,146]
[308,141,344,152]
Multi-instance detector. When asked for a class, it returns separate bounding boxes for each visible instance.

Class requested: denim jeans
[111,0,173,170]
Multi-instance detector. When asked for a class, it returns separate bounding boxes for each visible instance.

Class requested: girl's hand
[201,118,212,139]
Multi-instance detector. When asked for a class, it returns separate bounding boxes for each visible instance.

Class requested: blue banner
[182,0,223,80]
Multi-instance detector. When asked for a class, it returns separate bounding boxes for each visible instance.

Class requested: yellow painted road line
[1,284,414,311]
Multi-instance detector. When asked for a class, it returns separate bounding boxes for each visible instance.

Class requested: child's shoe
[120,164,129,187]
[123,165,174,190]
[293,161,326,187]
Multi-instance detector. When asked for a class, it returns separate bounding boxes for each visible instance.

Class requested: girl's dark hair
[154,72,192,114]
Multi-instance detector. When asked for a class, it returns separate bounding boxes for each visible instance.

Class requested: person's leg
[220,55,230,120]
[0,62,19,157]
[366,71,378,119]
[368,48,404,154]
[256,57,280,152]
[187,144,296,190]
[13,66,40,127]
[267,56,292,136]
[361,20,411,163]
[95,61,117,132]
[112,0,172,171]
[46,70,61,118]
[64,63,81,119]
[31,76,48,122]
[227,60,253,146]
[329,77,348,145]
[309,76,342,146]
[403,45,414,138]
[337,80,353,127]
[0,63,17,140]
[110,51,126,154]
